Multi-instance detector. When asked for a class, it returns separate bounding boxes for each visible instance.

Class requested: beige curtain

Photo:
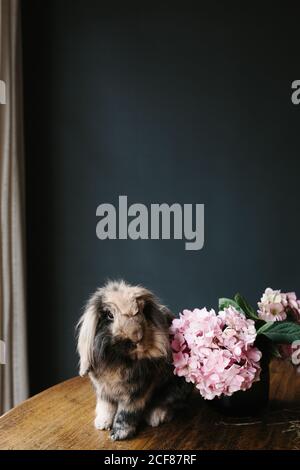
[0,0,28,414]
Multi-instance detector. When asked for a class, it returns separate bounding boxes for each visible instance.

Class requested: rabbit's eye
[103,309,114,321]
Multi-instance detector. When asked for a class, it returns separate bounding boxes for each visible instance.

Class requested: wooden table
[0,360,299,450]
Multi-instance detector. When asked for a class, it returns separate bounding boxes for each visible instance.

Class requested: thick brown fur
[77,280,191,440]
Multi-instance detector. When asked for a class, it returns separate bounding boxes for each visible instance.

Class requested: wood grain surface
[0,360,299,450]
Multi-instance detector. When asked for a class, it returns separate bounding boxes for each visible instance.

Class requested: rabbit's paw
[94,414,114,430]
[110,425,136,441]
[146,406,173,427]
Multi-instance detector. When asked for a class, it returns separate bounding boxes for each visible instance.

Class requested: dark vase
[210,360,270,417]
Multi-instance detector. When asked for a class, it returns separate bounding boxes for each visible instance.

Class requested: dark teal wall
[22,1,300,394]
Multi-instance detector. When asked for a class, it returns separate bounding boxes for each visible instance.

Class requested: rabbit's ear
[136,290,172,359]
[77,300,99,376]
[158,305,174,326]
[135,287,174,324]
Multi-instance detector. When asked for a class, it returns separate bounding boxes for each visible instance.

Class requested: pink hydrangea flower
[258,288,300,322]
[257,288,287,321]
[170,307,262,400]
[278,342,300,374]
[285,292,300,323]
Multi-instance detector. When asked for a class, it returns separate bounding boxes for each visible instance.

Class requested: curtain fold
[0,0,28,414]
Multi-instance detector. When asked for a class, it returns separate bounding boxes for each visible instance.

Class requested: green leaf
[234,293,259,321]
[257,321,300,344]
[256,322,274,335]
[218,298,244,314]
